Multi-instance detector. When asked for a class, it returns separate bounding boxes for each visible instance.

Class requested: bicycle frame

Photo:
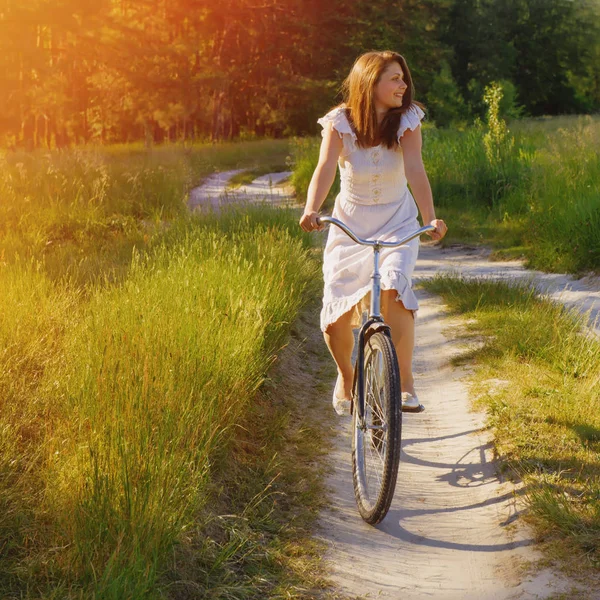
[316,216,435,422]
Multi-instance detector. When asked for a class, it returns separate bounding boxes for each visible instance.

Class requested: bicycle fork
[353,244,392,427]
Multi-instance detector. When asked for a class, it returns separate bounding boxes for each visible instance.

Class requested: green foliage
[0,139,290,285]
[1,0,599,147]
[444,0,600,118]
[0,138,334,597]
[426,60,468,127]
[497,79,526,119]
[482,82,515,182]
[50,215,316,594]
[0,206,321,596]
[523,117,600,273]
[425,111,600,273]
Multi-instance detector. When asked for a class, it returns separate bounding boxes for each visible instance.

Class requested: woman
[299,50,447,416]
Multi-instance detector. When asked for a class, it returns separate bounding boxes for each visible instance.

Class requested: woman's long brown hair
[338,51,425,150]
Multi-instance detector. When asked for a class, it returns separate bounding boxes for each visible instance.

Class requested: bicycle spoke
[365,437,382,486]
[362,344,389,501]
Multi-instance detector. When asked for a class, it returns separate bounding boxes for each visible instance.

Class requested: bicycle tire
[352,330,402,525]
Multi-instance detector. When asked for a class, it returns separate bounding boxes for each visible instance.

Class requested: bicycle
[316,215,435,525]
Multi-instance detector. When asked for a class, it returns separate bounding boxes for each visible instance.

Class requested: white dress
[318,103,426,332]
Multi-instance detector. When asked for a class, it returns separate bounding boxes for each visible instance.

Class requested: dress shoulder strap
[317,106,357,156]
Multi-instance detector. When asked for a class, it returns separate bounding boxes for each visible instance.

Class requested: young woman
[299,50,448,415]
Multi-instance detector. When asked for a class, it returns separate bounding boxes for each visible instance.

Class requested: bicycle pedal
[402,404,425,413]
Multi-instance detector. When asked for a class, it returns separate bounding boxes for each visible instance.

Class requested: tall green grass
[422,275,600,569]
[290,115,600,273]
[425,115,600,273]
[523,119,600,272]
[0,209,319,597]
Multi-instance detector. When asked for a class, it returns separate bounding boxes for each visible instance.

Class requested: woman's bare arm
[400,125,447,240]
[299,123,343,231]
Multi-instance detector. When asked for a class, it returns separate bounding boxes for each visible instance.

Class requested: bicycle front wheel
[352,331,402,525]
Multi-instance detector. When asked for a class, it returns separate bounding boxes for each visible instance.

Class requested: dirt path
[316,292,586,599]
[415,244,600,336]
[188,168,295,212]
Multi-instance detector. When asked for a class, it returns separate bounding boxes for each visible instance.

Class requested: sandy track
[414,244,600,336]
[188,169,295,211]
[317,293,577,600]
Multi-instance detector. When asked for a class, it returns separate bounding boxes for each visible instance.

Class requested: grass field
[0,140,339,598]
[2,115,598,594]
[291,115,600,274]
[421,275,600,572]
[0,140,290,284]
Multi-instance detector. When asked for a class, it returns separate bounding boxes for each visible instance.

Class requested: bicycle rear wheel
[352,330,402,525]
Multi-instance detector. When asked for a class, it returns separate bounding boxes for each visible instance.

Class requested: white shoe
[332,377,351,416]
[401,392,421,412]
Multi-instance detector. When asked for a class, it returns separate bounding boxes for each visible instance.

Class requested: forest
[1,0,599,148]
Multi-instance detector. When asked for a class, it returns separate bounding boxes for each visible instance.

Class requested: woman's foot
[401,391,422,412]
[332,375,352,416]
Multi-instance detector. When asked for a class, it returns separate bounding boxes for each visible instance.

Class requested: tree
[0,0,598,147]
[426,60,468,126]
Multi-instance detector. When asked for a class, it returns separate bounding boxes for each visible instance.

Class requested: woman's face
[373,61,408,111]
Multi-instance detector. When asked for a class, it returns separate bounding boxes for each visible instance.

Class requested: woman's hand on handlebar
[426,219,448,241]
[299,211,324,232]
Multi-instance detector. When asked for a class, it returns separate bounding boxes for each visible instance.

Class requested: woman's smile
[374,61,408,111]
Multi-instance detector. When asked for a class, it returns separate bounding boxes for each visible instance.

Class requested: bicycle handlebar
[315,215,436,248]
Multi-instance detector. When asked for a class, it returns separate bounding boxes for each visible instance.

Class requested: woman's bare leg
[381,289,416,396]
[323,308,355,400]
